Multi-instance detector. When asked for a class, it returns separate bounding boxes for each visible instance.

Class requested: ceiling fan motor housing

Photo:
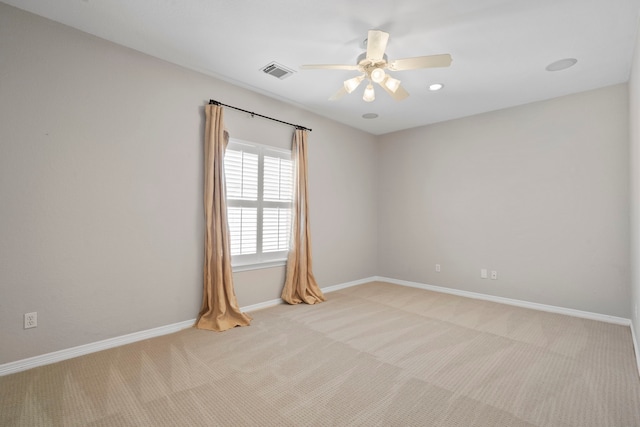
[357,52,387,67]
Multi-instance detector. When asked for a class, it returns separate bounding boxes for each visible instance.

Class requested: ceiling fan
[301,29,452,102]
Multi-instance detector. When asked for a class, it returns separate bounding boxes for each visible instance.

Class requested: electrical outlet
[491,270,498,280]
[24,312,37,329]
[481,269,488,279]
[435,264,441,272]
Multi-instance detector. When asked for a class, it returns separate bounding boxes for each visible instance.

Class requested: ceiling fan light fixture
[344,75,364,93]
[370,68,386,83]
[383,76,401,93]
[363,83,375,102]
[302,29,452,103]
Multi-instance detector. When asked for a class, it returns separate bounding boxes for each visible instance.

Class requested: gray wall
[629,19,640,351]
[0,4,378,364]
[377,84,630,317]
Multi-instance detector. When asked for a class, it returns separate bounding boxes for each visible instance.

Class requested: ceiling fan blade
[300,64,360,71]
[378,79,409,101]
[366,30,389,62]
[390,84,409,101]
[388,54,452,71]
[329,86,348,101]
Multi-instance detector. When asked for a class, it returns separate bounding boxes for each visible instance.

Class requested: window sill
[232,260,287,272]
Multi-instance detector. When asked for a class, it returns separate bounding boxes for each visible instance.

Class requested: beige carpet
[2,281,639,426]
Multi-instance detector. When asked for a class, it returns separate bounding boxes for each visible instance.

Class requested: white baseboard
[375,276,631,326]
[238,276,375,313]
[2,275,633,377]
[242,298,283,312]
[0,276,376,376]
[631,321,640,378]
[0,319,196,377]
[322,276,379,293]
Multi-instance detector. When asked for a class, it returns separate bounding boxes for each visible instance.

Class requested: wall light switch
[481,269,488,279]
[435,264,441,272]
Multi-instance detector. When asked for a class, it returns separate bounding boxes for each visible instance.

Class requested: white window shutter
[227,207,257,255]
[225,150,258,201]
[263,208,291,253]
[264,156,293,202]
[225,140,292,268]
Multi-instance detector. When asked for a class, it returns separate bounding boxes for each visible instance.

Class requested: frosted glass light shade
[371,68,386,83]
[363,83,375,102]
[344,75,364,93]
[383,76,401,93]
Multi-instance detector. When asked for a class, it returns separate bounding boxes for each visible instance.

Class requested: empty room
[1,1,640,426]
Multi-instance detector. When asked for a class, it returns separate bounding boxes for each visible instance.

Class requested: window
[224,139,293,269]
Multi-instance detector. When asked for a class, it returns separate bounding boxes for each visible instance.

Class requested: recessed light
[429,83,444,91]
[545,58,577,72]
[362,113,378,119]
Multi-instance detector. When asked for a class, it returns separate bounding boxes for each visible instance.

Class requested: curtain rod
[209,99,312,132]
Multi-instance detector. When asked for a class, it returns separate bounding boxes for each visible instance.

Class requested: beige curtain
[281,129,326,305]
[195,104,252,331]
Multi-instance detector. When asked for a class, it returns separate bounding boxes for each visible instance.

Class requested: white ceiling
[5,0,640,135]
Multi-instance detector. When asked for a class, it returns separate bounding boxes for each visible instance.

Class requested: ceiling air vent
[261,62,295,80]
